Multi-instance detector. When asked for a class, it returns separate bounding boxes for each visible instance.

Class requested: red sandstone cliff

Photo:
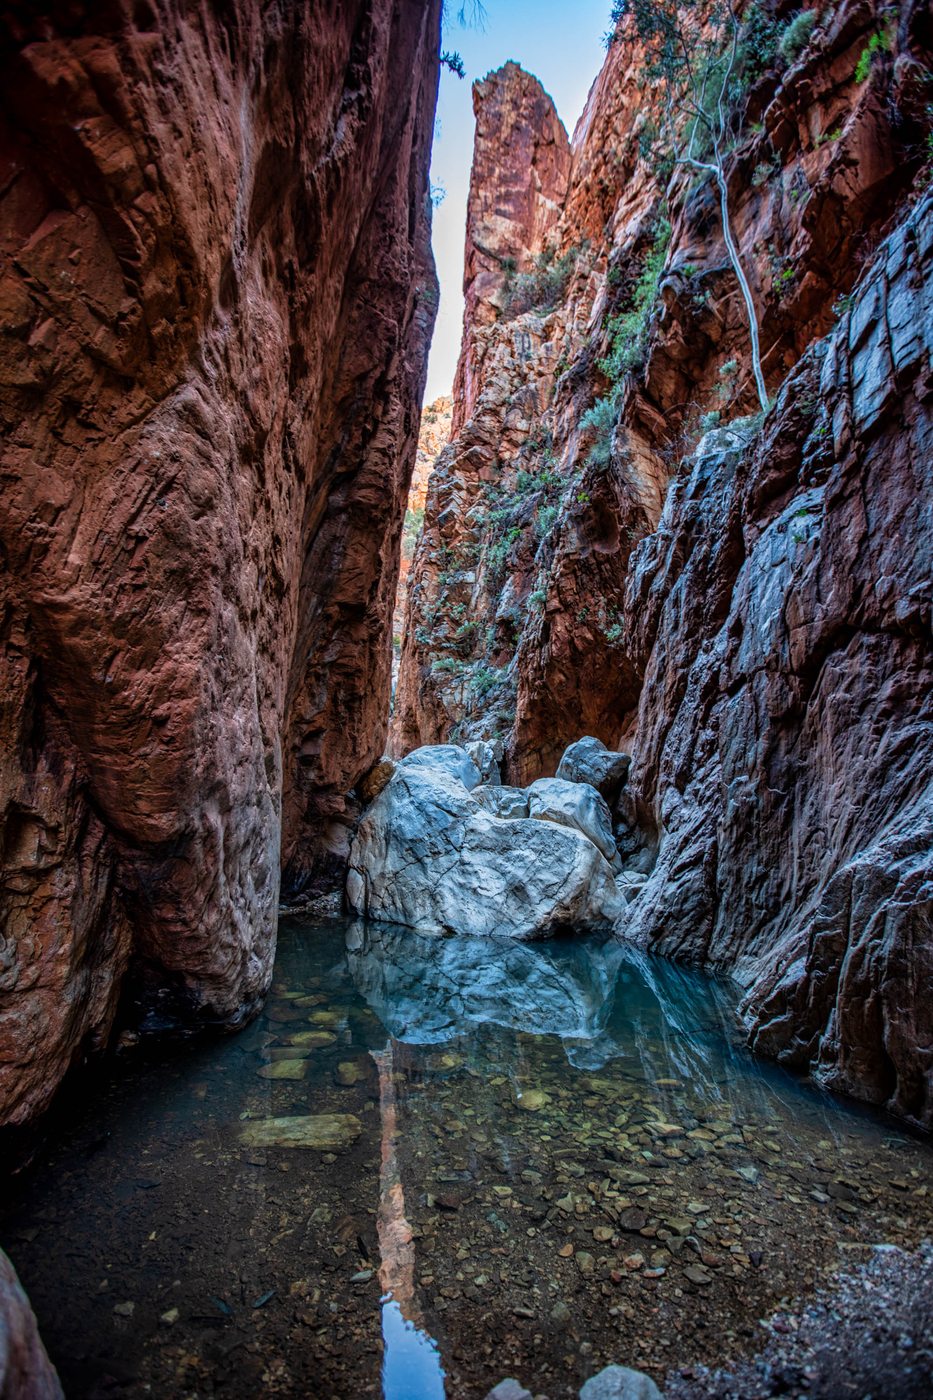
[0,0,441,1128]
[392,0,933,1123]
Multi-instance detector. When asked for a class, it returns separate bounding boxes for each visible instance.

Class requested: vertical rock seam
[0,0,442,1129]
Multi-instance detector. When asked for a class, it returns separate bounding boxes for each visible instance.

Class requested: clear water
[2,915,931,1399]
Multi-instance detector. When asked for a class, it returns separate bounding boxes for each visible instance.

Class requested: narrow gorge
[0,2,931,1397]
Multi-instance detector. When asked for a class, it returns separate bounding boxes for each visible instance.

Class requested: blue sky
[425,0,613,400]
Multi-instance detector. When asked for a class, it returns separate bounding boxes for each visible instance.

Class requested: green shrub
[502,245,579,320]
[471,665,501,697]
[778,10,817,66]
[598,217,671,383]
[579,393,619,470]
[855,28,892,84]
[432,656,462,676]
[528,588,547,611]
[535,504,559,539]
[738,4,781,85]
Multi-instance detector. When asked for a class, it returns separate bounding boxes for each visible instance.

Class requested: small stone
[160,1308,179,1325]
[683,1266,712,1286]
[257,1059,307,1080]
[335,1061,363,1087]
[516,1089,549,1112]
[575,1250,595,1275]
[113,1302,135,1318]
[286,1030,336,1048]
[550,1300,572,1329]
[239,1114,361,1151]
[484,1382,533,1400]
[593,1226,614,1243]
[579,1364,662,1399]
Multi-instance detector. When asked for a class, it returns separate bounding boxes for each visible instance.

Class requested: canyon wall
[0,0,441,1129]
[394,0,932,1124]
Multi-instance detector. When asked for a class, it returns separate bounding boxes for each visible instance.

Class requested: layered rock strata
[0,0,441,1127]
[624,194,933,1128]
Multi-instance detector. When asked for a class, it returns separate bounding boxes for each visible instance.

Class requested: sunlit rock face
[0,0,441,1127]
[395,0,933,1123]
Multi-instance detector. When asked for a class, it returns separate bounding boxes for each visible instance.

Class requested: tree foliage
[610,0,770,409]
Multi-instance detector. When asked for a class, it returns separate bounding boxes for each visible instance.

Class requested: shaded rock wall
[0,1248,62,1398]
[0,0,441,1127]
[622,195,933,1127]
[394,0,932,1122]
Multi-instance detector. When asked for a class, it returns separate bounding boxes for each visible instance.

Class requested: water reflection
[1,916,930,1400]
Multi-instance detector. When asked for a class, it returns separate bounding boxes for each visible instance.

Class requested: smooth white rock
[579,1365,662,1400]
[472,784,529,819]
[348,763,622,939]
[396,743,481,790]
[528,777,620,868]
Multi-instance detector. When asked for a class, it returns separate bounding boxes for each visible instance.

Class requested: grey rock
[465,739,502,786]
[579,1364,662,1400]
[557,736,631,803]
[485,1382,533,1400]
[348,758,622,938]
[473,784,529,819]
[528,776,620,868]
[396,743,481,790]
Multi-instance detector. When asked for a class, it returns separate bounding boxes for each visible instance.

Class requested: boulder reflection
[347,919,744,1096]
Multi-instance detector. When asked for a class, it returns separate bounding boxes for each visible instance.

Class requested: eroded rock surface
[0,0,441,1127]
[393,1,932,1123]
[623,193,933,1128]
[347,746,622,938]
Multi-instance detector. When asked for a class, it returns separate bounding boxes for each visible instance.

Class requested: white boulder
[472,784,529,819]
[528,777,620,869]
[396,743,481,790]
[347,754,622,939]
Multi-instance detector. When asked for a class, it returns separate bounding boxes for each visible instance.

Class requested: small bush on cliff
[778,10,817,66]
[579,393,619,470]
[471,665,502,698]
[598,216,671,383]
[502,245,579,320]
[855,27,893,84]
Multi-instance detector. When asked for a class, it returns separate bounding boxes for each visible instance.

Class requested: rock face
[0,1249,62,1399]
[393,394,453,667]
[394,0,931,777]
[527,777,620,868]
[394,2,933,1124]
[347,745,622,938]
[0,0,441,1128]
[623,194,933,1129]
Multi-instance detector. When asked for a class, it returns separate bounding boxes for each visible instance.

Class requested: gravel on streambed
[664,1241,933,1399]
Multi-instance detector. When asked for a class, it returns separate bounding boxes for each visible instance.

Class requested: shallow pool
[3,916,931,1398]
